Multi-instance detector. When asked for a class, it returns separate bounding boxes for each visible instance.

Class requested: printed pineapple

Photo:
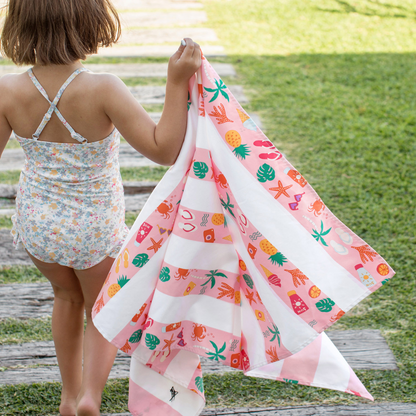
[225,130,251,160]
[259,239,288,266]
[107,275,129,298]
[211,213,225,226]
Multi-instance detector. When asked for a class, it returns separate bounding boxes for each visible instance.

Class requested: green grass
[120,165,168,182]
[0,266,46,284]
[0,318,52,345]
[0,216,13,228]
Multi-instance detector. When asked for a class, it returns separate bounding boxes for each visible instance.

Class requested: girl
[0,1,201,415]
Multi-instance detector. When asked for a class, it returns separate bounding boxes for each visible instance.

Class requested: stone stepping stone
[119,11,207,27]
[104,403,416,416]
[96,44,225,57]
[112,0,203,10]
[118,28,218,45]
[0,63,236,78]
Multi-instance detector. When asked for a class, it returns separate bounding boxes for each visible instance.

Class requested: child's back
[6,66,129,269]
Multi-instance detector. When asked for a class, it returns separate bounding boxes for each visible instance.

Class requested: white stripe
[149,288,239,336]
[130,354,204,416]
[312,332,351,391]
[204,116,369,310]
[93,242,168,342]
[180,176,223,213]
[164,234,239,273]
[165,349,201,387]
[225,210,318,354]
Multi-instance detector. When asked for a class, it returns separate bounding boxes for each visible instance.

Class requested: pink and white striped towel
[92,55,395,416]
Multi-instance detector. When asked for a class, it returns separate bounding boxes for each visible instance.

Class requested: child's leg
[74,256,118,416]
[27,252,85,416]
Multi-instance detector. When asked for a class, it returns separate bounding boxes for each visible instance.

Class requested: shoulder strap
[28,68,90,143]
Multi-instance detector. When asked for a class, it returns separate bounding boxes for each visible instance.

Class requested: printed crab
[308,198,325,217]
[191,323,207,342]
[213,173,228,189]
[175,268,190,280]
[156,200,174,219]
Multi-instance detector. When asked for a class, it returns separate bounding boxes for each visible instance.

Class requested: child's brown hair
[0,0,121,66]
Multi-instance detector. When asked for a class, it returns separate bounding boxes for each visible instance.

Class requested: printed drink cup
[284,167,307,187]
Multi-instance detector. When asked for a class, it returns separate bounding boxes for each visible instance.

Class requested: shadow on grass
[316,0,416,19]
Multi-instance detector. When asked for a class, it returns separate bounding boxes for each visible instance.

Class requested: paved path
[112,0,203,10]
[104,403,416,416]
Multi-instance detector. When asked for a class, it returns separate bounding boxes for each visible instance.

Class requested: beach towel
[92,55,395,416]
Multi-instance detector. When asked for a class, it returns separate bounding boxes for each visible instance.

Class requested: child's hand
[168,38,202,86]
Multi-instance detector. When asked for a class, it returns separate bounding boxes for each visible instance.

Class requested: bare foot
[59,398,77,416]
[76,393,101,416]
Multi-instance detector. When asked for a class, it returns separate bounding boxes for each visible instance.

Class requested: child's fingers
[171,40,187,61]
[181,38,195,59]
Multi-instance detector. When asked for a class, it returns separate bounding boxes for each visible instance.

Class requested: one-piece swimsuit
[11,67,129,269]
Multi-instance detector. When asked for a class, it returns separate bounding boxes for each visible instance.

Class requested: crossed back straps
[28,67,90,143]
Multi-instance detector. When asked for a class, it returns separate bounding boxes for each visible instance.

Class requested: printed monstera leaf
[195,376,204,393]
[129,329,143,343]
[159,266,171,282]
[133,253,150,268]
[145,333,160,350]
[193,161,209,179]
[315,298,335,312]
[257,163,276,183]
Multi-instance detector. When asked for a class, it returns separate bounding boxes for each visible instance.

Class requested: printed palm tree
[206,341,226,361]
[201,269,228,289]
[204,79,229,103]
[267,323,281,347]
[220,193,235,218]
[311,220,332,246]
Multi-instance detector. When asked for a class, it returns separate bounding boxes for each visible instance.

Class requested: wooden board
[0,330,397,385]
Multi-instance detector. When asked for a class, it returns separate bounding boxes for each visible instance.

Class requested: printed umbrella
[92,55,395,416]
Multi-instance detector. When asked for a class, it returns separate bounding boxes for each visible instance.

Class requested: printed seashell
[268,274,281,287]
[335,228,353,245]
[330,240,349,255]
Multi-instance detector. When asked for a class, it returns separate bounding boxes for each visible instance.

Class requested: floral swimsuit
[11,68,129,270]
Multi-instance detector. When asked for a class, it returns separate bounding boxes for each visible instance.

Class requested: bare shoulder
[0,73,28,106]
[83,72,129,98]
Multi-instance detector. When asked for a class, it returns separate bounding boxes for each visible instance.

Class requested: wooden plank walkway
[104,403,416,416]
[0,326,397,385]
[0,63,236,78]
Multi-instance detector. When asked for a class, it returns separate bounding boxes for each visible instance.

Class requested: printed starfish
[162,334,175,351]
[147,237,163,253]
[351,244,378,264]
[269,180,292,199]
[245,289,257,306]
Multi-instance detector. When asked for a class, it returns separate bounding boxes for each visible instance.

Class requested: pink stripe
[345,367,374,401]
[279,334,322,385]
[128,378,183,416]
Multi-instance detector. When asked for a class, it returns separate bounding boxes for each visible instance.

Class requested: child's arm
[102,38,201,166]
[0,77,13,157]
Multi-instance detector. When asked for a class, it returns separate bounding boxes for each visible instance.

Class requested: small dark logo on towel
[170,386,178,402]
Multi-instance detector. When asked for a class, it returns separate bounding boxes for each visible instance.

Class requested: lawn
[1,0,415,413]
